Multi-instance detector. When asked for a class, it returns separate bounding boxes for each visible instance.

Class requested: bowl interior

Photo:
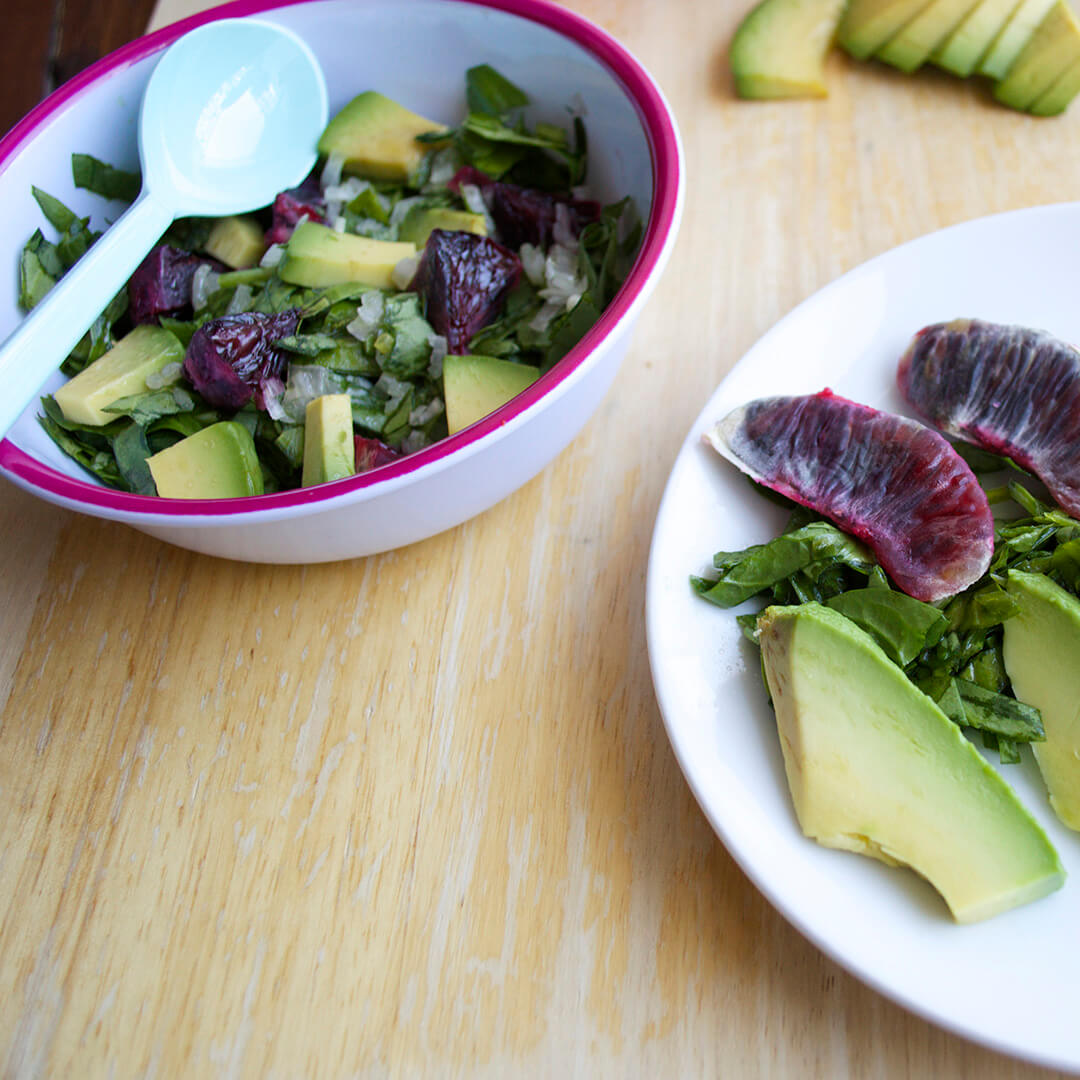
[0,0,663,514]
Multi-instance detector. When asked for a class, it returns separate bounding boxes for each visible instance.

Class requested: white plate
[646,202,1080,1071]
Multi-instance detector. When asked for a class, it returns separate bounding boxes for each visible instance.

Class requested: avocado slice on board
[993,0,1080,111]
[730,0,847,98]
[932,0,1024,76]
[838,0,938,59]
[875,0,985,71]
[1004,571,1080,829]
[757,603,1064,923]
[978,0,1056,79]
[1029,53,1080,114]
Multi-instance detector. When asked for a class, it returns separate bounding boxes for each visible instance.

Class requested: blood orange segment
[705,389,994,602]
[898,318,1080,518]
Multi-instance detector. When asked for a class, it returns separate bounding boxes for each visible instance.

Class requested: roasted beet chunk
[409,230,521,353]
[354,436,400,472]
[128,244,216,325]
[183,310,301,411]
[488,182,600,250]
[265,180,326,245]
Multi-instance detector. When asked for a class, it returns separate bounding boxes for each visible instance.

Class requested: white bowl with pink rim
[0,0,683,563]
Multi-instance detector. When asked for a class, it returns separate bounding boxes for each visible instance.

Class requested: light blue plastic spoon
[0,17,328,437]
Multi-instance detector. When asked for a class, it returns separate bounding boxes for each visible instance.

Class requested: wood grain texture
[2,0,1078,1076]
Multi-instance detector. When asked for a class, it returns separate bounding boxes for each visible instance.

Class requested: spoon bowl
[0,17,327,437]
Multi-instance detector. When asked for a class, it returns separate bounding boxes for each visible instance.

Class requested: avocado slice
[992,0,1080,111]
[730,0,847,98]
[978,0,1056,79]
[932,0,1024,76]
[398,207,487,248]
[1029,53,1080,114]
[279,222,416,290]
[1003,571,1080,830]
[147,421,263,499]
[54,325,184,426]
[443,354,540,435]
[838,0,938,60]
[875,0,984,72]
[302,394,356,487]
[204,215,266,269]
[318,91,444,182]
[758,603,1064,923]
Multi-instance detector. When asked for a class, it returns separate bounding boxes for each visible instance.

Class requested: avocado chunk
[147,421,263,499]
[876,0,984,72]
[54,324,184,426]
[279,222,416,289]
[978,0,1056,79]
[1003,571,1080,830]
[443,354,541,435]
[730,0,847,98]
[301,393,356,487]
[992,0,1080,110]
[838,0,938,60]
[317,91,444,182]
[992,0,1080,102]
[932,0,1024,76]
[758,603,1064,923]
[204,215,266,269]
[1029,54,1080,114]
[398,207,487,248]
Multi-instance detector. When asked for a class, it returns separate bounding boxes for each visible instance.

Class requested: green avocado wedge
[838,0,938,59]
[1003,571,1080,830]
[978,0,1056,79]
[757,603,1064,923]
[875,0,984,73]
[731,0,848,98]
[992,0,1080,111]
[932,0,1024,76]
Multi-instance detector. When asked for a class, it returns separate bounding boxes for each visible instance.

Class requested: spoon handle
[0,190,174,439]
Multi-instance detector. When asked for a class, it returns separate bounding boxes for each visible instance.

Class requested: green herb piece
[71,153,141,202]
[466,64,531,116]
[111,422,156,494]
[825,588,948,667]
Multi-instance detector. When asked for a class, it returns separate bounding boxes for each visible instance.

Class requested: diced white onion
[409,397,444,426]
[538,241,586,312]
[529,300,563,333]
[224,283,253,316]
[424,147,460,190]
[552,201,576,249]
[461,183,497,237]
[519,243,546,287]
[375,373,411,410]
[260,243,285,268]
[426,333,447,379]
[282,365,339,423]
[401,429,432,455]
[320,151,345,190]
[345,290,385,341]
[331,215,347,234]
[391,253,421,291]
[145,361,183,390]
[191,264,219,311]
[390,195,423,228]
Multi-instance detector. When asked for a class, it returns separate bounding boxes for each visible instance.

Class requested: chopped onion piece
[402,429,432,455]
[331,215,347,234]
[346,290,385,341]
[519,243,546,287]
[552,201,576,249]
[224,283,254,316]
[390,195,423,228]
[260,243,285,268]
[392,253,421,291]
[426,333,447,379]
[409,397,444,426]
[529,300,563,333]
[375,372,411,410]
[320,151,345,190]
[282,365,340,423]
[461,183,497,237]
[191,264,219,311]
[145,361,183,390]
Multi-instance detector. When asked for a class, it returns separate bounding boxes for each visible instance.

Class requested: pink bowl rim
[0,0,682,519]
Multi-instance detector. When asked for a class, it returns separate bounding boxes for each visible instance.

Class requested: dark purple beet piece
[898,318,1080,518]
[354,436,400,472]
[447,166,493,195]
[706,389,994,602]
[409,229,521,353]
[183,310,301,412]
[488,182,600,249]
[265,184,326,245]
[128,244,215,324]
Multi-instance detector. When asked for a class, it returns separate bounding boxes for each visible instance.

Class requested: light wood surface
[2,1,1078,1076]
